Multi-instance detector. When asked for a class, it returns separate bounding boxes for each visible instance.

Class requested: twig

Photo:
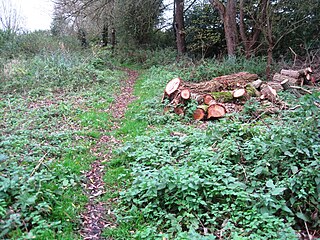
[289,47,298,67]
[314,101,320,108]
[289,105,301,110]
[304,221,312,240]
[290,86,313,94]
[30,152,48,176]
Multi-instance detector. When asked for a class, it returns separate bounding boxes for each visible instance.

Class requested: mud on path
[80,69,139,240]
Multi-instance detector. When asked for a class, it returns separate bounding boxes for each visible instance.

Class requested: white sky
[11,0,54,31]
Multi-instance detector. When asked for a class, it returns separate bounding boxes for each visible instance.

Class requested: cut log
[273,73,298,85]
[165,78,181,95]
[251,79,263,89]
[260,85,277,102]
[280,67,312,79]
[245,83,261,97]
[193,108,206,120]
[180,88,191,100]
[174,107,184,115]
[265,81,283,92]
[203,94,215,105]
[280,79,291,90]
[280,79,301,97]
[280,69,300,78]
[233,89,246,98]
[207,104,226,119]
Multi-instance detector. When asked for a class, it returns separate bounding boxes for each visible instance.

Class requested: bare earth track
[80,69,139,240]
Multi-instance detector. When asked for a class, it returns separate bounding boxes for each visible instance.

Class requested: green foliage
[185,3,224,58]
[114,0,164,46]
[0,48,123,94]
[177,56,268,82]
[0,30,81,59]
[111,61,319,238]
[0,45,124,238]
[113,47,177,68]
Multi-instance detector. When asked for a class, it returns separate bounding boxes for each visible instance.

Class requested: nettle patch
[116,92,320,239]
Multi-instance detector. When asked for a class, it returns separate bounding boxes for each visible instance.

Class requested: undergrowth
[0,46,124,239]
[104,63,320,239]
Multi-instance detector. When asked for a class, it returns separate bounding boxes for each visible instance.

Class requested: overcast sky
[11,0,54,31]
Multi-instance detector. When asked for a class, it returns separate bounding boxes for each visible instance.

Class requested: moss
[211,91,234,102]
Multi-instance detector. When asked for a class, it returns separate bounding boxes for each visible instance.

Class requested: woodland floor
[80,69,139,240]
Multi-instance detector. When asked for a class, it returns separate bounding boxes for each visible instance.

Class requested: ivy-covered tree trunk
[174,0,186,55]
[210,0,238,57]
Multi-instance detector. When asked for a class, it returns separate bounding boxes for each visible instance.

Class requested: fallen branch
[290,86,313,94]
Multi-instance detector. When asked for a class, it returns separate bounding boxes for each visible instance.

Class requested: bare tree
[0,0,23,33]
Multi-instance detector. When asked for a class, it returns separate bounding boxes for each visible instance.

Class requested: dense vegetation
[0,6,319,238]
[0,32,126,238]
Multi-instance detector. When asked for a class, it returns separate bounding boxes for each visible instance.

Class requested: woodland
[0,0,320,239]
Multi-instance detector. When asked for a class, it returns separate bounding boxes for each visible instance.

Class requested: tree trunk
[174,0,186,55]
[210,0,238,57]
[102,24,108,47]
[111,28,116,50]
[239,0,250,58]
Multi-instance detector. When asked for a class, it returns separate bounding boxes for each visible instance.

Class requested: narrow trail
[80,69,139,240]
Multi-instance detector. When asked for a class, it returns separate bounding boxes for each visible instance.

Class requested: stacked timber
[272,67,314,86]
[162,67,316,121]
[162,72,260,120]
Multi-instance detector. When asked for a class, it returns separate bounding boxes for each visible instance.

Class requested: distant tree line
[1,0,318,64]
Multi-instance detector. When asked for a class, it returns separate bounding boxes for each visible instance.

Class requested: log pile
[272,67,314,87]
[162,72,260,120]
[270,67,316,97]
[161,67,317,121]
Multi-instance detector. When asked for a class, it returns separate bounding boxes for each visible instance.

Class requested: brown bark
[239,0,249,58]
[265,81,283,92]
[280,67,312,79]
[239,0,267,58]
[273,73,298,85]
[209,0,238,57]
[111,28,116,50]
[174,0,186,55]
[184,72,258,94]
